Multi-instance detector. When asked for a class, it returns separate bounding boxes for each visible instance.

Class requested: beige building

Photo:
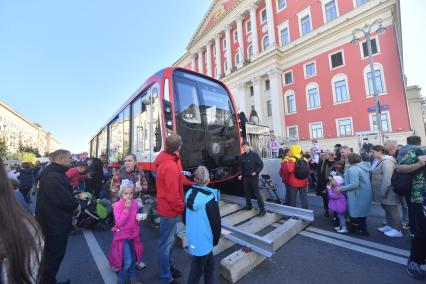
[0,101,60,156]
[174,0,425,151]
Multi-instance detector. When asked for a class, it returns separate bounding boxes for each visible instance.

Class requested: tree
[0,139,7,161]
[19,145,41,158]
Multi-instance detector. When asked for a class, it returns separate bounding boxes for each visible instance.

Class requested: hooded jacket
[340,162,372,218]
[371,155,399,205]
[153,151,185,217]
[35,163,79,235]
[184,185,221,256]
[285,145,309,188]
[108,198,143,270]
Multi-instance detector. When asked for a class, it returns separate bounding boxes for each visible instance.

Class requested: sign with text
[367,104,390,113]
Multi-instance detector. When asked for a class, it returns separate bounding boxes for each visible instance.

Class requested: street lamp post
[351,19,386,145]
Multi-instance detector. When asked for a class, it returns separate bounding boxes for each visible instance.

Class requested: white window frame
[214,66,218,77]
[336,117,354,137]
[284,90,297,114]
[321,0,339,23]
[303,60,317,78]
[331,73,351,105]
[260,7,267,24]
[369,111,392,133]
[276,0,287,12]
[353,0,370,8]
[246,20,252,34]
[277,20,290,47]
[234,52,240,66]
[329,49,345,70]
[309,121,324,139]
[297,7,313,37]
[233,30,238,43]
[224,60,228,72]
[262,34,270,51]
[223,38,227,50]
[363,63,387,98]
[213,46,216,58]
[359,36,381,59]
[287,125,299,141]
[283,69,293,86]
[306,82,321,110]
[247,45,253,59]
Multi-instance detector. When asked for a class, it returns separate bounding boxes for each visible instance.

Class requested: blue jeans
[336,213,347,229]
[117,240,136,283]
[158,216,179,284]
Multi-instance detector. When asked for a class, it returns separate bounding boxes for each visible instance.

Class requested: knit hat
[333,175,344,186]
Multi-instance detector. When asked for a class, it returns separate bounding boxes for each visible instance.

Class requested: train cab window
[175,80,202,125]
[200,86,235,129]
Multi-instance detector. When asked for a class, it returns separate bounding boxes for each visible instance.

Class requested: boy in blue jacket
[184,166,221,284]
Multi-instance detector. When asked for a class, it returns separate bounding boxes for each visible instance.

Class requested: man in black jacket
[238,141,266,216]
[36,149,80,284]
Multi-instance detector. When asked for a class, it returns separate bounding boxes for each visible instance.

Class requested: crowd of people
[1,133,426,283]
[276,135,426,280]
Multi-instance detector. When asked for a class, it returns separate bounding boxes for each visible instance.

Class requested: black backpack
[293,156,310,179]
[391,170,415,197]
[391,148,425,197]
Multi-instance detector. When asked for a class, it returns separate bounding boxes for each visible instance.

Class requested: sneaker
[257,210,266,217]
[384,228,403,238]
[402,223,410,230]
[171,267,182,279]
[136,261,146,270]
[407,259,425,280]
[377,225,393,232]
[334,226,341,230]
[336,227,348,234]
[242,206,252,211]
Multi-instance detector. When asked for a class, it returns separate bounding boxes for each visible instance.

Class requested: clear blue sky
[0,1,424,153]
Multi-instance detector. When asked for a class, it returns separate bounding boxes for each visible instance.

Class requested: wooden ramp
[177,194,314,283]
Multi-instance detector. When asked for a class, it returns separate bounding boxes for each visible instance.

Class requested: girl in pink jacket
[109,179,144,284]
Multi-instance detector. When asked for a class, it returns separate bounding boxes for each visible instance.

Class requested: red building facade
[175,0,415,150]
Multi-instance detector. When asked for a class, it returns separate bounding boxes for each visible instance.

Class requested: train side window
[151,86,162,152]
[175,80,201,124]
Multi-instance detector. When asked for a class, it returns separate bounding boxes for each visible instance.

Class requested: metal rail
[221,194,315,222]
[222,223,274,257]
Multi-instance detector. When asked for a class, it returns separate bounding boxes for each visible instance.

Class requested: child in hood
[108,179,144,284]
[327,172,348,233]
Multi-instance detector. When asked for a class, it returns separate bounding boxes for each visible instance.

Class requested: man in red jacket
[154,134,184,284]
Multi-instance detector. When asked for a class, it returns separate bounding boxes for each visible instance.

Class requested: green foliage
[19,145,41,158]
[6,152,21,161]
[0,139,7,161]
[21,152,36,165]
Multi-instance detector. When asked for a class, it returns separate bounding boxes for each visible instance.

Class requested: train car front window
[175,80,201,125]
[200,86,235,128]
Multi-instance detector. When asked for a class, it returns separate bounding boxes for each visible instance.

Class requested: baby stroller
[259,174,282,204]
[73,192,113,231]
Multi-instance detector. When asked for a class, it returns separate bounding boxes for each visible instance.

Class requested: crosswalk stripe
[83,230,117,284]
[299,231,407,265]
[306,227,410,257]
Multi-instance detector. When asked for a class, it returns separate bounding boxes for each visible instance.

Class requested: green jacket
[398,147,426,204]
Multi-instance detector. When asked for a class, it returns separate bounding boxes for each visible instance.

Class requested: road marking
[83,230,117,284]
[306,227,410,257]
[299,231,407,265]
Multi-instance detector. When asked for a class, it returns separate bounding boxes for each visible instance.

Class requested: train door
[132,91,151,163]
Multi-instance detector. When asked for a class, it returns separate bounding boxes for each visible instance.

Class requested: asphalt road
[53,194,419,284]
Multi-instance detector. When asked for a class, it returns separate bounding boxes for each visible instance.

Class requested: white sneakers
[378,225,403,237]
[384,228,403,238]
[377,225,392,232]
[336,227,348,233]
